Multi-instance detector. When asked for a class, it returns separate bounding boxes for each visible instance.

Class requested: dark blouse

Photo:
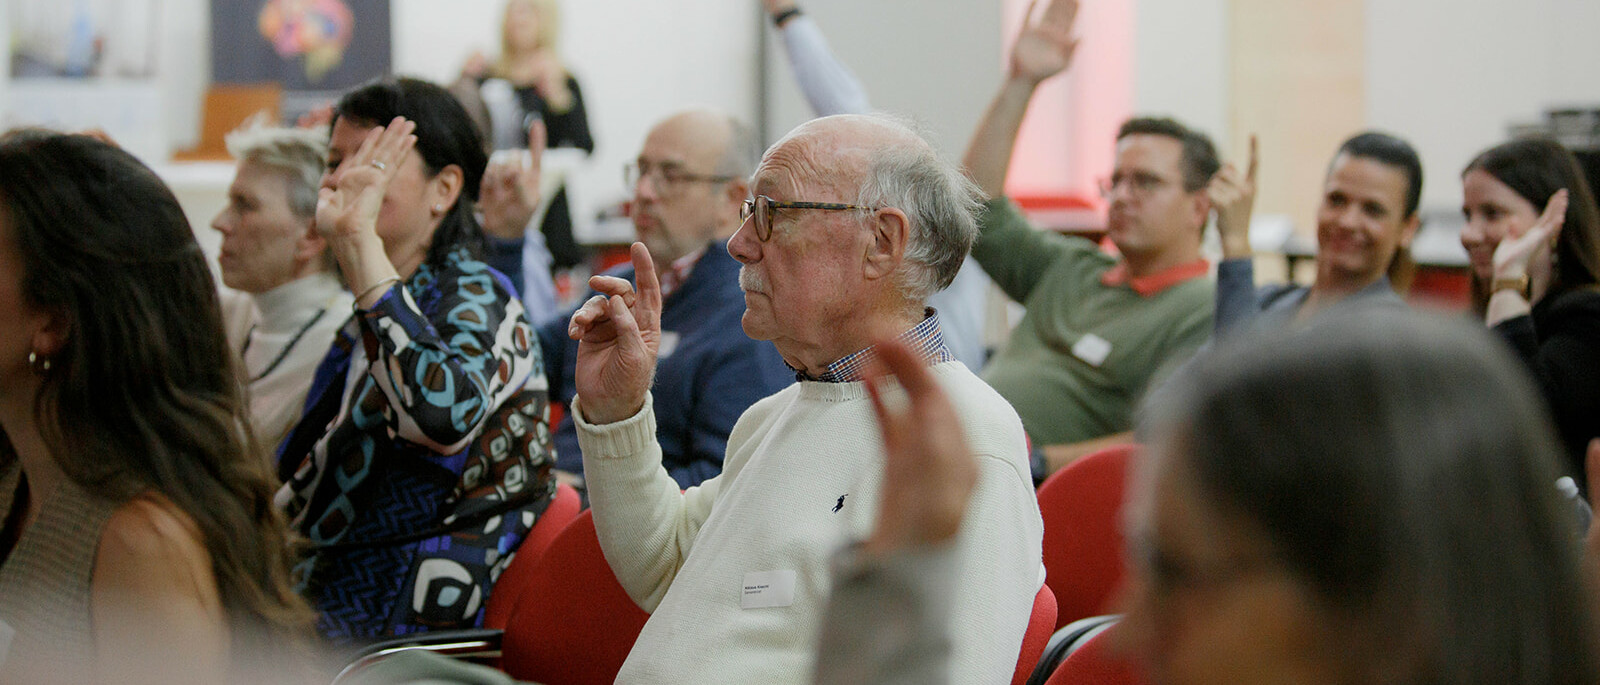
[1493,287,1600,482]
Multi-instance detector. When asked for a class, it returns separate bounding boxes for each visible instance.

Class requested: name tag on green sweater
[1072,333,1113,367]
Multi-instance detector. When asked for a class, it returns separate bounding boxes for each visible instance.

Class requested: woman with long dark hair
[0,131,311,683]
[1460,137,1600,481]
[274,77,551,642]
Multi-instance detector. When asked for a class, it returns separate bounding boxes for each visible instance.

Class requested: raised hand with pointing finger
[569,242,663,425]
[1211,134,1259,260]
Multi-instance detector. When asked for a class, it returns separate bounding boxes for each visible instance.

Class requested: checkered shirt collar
[805,308,952,383]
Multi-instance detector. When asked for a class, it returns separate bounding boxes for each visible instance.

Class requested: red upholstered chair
[482,481,582,630]
[1036,443,1138,629]
[497,508,652,684]
[1044,621,1147,685]
[1012,584,1059,685]
[333,505,649,685]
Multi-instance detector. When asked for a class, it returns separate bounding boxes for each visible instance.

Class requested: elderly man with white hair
[566,113,1043,684]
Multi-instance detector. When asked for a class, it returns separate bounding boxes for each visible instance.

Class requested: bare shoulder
[93,494,219,604]
[91,494,231,683]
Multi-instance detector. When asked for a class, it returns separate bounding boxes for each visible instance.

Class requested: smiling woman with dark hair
[273,77,553,642]
[1460,137,1600,483]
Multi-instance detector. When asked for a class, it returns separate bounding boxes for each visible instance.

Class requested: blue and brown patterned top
[275,246,546,641]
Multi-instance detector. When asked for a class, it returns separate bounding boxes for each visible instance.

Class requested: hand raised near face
[569,242,662,425]
[1494,188,1567,281]
[862,340,979,557]
[316,117,416,242]
[1009,0,1080,85]
[1209,134,1259,259]
[480,119,548,240]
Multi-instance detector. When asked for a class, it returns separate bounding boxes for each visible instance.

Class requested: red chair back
[483,482,582,630]
[1012,584,1058,685]
[1044,622,1146,685]
[1036,444,1138,628]
[497,509,651,685]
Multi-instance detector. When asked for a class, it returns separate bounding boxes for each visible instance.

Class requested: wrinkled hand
[1494,188,1566,281]
[316,117,416,242]
[1210,134,1259,258]
[480,120,548,240]
[1009,0,1079,85]
[569,243,662,424]
[862,340,979,556]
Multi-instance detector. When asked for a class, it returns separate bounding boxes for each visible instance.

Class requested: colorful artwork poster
[211,0,390,115]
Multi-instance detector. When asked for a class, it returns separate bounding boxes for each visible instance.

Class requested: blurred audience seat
[1012,583,1059,685]
[1037,443,1137,628]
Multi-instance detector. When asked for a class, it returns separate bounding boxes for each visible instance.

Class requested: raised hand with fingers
[317,116,417,242]
[1494,188,1568,286]
[569,242,663,424]
[1009,0,1080,85]
[1210,134,1260,259]
[862,340,979,557]
[480,119,548,240]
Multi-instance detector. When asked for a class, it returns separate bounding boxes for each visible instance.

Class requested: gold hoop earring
[28,350,51,374]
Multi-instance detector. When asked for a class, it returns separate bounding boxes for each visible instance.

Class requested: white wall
[1367,0,1600,212]
[761,0,1001,162]
[1133,0,1229,150]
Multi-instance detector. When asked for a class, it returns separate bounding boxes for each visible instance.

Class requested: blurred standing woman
[458,0,593,271]
[274,78,548,641]
[1460,138,1600,482]
[0,132,310,683]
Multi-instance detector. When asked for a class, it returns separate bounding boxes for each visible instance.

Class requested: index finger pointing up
[1246,134,1259,185]
[629,242,663,328]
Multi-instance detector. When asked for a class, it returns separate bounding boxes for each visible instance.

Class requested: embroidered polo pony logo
[832,494,847,513]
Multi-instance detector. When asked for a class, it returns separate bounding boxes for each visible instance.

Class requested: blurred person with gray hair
[565,113,1042,683]
[211,124,354,459]
[537,109,792,489]
[761,0,992,371]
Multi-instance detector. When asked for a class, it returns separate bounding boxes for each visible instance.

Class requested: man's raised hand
[569,242,663,425]
[1009,0,1080,85]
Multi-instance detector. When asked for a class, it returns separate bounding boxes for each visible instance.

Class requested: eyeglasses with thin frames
[623,161,735,195]
[1097,171,1176,199]
[739,194,878,242]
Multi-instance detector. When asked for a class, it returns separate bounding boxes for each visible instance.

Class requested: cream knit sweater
[575,361,1044,684]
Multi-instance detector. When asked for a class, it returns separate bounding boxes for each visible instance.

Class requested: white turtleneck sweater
[575,361,1044,684]
[221,272,353,458]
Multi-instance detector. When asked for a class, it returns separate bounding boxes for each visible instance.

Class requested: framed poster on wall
[211,0,391,120]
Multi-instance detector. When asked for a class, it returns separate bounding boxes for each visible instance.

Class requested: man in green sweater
[965,0,1216,478]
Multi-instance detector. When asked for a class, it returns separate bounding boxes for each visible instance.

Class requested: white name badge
[741,570,797,609]
[0,617,14,666]
[658,331,681,359]
[1072,333,1113,367]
